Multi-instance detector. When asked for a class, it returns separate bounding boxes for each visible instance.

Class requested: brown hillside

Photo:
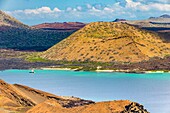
[0,79,94,112]
[41,22,170,63]
[0,10,28,28]
[27,100,149,113]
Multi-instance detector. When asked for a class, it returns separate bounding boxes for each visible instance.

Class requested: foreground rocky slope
[27,100,148,113]
[0,79,94,112]
[41,22,170,63]
[0,80,149,113]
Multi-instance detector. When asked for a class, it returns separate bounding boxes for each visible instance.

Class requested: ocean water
[0,69,170,113]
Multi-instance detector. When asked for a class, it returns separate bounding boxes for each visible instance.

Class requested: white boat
[29,69,35,73]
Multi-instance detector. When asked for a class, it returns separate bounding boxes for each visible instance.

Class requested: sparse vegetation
[0,26,74,51]
[0,10,77,51]
[41,22,170,63]
[25,54,52,63]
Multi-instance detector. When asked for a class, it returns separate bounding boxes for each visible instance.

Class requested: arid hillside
[27,100,148,113]
[0,79,149,113]
[0,79,94,113]
[41,22,170,63]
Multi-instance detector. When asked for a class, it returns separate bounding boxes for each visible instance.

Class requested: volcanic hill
[0,10,28,28]
[41,22,170,63]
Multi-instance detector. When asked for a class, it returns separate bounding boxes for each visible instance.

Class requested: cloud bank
[6,0,170,25]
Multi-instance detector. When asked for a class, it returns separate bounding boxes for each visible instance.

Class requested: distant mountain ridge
[122,14,170,42]
[160,14,170,18]
[32,22,86,31]
[149,14,170,19]
[126,14,170,27]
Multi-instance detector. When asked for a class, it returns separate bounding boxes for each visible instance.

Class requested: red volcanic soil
[32,22,86,31]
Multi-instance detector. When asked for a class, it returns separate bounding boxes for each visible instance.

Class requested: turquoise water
[1,70,170,113]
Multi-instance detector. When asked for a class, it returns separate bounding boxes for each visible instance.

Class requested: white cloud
[125,0,142,9]
[86,4,92,9]
[77,6,82,11]
[90,7,101,12]
[149,3,170,11]
[5,0,170,24]
[125,0,170,11]
[153,0,170,3]
[6,7,62,20]
[24,7,53,14]
[24,7,61,14]
[66,7,72,12]
[54,8,61,12]
[103,7,114,12]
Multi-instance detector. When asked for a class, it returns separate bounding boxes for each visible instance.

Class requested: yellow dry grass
[41,22,170,62]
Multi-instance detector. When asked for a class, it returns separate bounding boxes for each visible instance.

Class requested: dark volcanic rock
[113,18,127,22]
[122,102,149,113]
[0,58,58,70]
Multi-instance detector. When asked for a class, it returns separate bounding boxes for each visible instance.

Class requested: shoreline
[1,67,170,74]
[145,71,170,73]
[41,67,72,71]
[41,67,170,74]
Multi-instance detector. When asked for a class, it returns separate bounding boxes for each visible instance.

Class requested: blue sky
[0,0,169,25]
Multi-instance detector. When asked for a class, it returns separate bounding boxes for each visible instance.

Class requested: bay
[0,69,170,113]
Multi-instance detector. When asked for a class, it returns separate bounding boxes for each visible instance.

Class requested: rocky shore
[0,49,58,71]
[0,49,169,73]
[0,79,149,113]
